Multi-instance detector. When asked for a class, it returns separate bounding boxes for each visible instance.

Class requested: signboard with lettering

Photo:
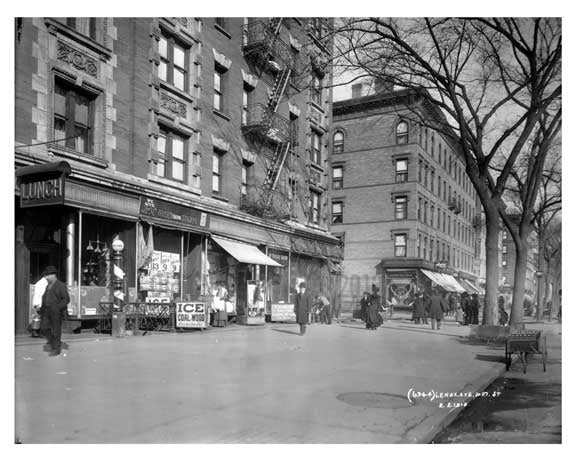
[20,176,65,208]
[176,302,208,329]
[271,303,296,322]
[139,196,209,229]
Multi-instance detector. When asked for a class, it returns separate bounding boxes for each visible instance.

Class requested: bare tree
[497,113,561,324]
[333,18,561,324]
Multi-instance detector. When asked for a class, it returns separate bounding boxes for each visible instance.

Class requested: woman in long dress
[365,287,383,330]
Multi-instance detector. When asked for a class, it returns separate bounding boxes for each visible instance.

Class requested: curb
[403,347,517,444]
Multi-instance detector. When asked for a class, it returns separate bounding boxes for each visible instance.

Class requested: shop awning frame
[421,269,465,293]
[458,278,481,294]
[212,236,282,267]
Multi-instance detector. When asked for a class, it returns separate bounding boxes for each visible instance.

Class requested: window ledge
[211,194,229,203]
[45,18,113,60]
[147,173,201,195]
[159,81,194,103]
[214,24,232,39]
[213,109,231,122]
[309,162,324,173]
[48,145,108,169]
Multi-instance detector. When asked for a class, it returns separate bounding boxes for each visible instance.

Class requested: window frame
[396,121,409,144]
[158,31,189,92]
[53,77,96,155]
[331,201,343,224]
[332,165,343,190]
[212,150,223,194]
[156,127,188,183]
[394,196,408,220]
[310,129,322,166]
[310,189,321,225]
[66,17,97,40]
[394,233,408,258]
[333,131,344,154]
[213,67,225,112]
[395,158,408,183]
[311,76,323,106]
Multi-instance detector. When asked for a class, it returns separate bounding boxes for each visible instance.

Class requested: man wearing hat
[38,266,70,356]
[294,282,312,336]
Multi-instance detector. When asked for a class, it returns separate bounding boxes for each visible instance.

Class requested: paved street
[15,317,551,444]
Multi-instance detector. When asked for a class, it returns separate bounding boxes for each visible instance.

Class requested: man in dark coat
[294,282,312,336]
[470,293,480,325]
[428,289,448,330]
[359,292,370,321]
[38,266,70,356]
[412,293,426,324]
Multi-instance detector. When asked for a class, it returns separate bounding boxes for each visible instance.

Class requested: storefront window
[79,213,136,316]
[206,239,237,314]
[138,226,181,304]
[267,249,290,306]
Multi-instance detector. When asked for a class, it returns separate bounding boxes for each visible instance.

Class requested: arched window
[333,131,344,153]
[396,121,409,144]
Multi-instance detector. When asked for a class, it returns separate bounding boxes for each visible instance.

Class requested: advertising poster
[247,280,266,321]
[176,302,208,329]
[271,303,296,322]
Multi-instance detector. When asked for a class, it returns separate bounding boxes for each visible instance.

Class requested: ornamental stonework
[56,41,98,78]
[160,92,187,118]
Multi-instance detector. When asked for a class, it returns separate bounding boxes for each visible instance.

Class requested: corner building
[330,85,482,313]
[14,17,342,333]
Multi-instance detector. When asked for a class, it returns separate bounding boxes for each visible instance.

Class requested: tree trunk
[509,240,528,326]
[483,209,500,325]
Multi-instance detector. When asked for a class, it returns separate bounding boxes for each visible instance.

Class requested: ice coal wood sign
[176,302,209,329]
[16,161,71,208]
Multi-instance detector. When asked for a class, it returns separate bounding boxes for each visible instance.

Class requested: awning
[441,274,466,293]
[458,278,480,294]
[421,270,465,293]
[212,236,282,267]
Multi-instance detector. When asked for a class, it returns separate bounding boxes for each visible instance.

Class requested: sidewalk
[15,316,559,443]
[434,321,562,443]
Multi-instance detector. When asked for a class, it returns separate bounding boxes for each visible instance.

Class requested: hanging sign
[176,302,208,328]
[139,196,210,229]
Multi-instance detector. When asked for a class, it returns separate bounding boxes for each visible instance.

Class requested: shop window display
[78,214,136,316]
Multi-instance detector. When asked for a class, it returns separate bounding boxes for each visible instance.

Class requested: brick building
[14,17,342,333]
[330,83,482,313]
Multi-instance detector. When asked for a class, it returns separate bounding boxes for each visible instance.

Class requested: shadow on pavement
[474,354,506,363]
[271,328,301,336]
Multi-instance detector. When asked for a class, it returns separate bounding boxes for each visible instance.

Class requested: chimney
[351,83,364,98]
[374,77,394,94]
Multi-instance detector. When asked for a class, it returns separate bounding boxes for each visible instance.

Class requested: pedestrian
[461,292,470,325]
[448,293,457,317]
[470,293,480,325]
[30,274,48,338]
[422,291,430,324]
[316,294,332,325]
[365,286,383,330]
[38,266,70,356]
[294,282,312,336]
[428,289,447,330]
[412,292,426,325]
[359,292,370,322]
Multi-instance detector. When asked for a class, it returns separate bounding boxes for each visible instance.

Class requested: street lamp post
[535,270,543,320]
[111,238,126,337]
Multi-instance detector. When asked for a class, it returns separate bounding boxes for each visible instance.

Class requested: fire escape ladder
[264,142,291,192]
[267,67,292,113]
[269,18,283,36]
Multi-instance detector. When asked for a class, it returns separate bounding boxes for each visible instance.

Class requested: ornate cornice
[57,41,98,78]
[159,92,187,118]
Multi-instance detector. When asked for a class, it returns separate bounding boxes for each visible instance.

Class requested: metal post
[111,238,126,337]
[66,214,75,287]
[77,211,82,319]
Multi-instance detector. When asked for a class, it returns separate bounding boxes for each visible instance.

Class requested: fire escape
[241,19,298,218]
